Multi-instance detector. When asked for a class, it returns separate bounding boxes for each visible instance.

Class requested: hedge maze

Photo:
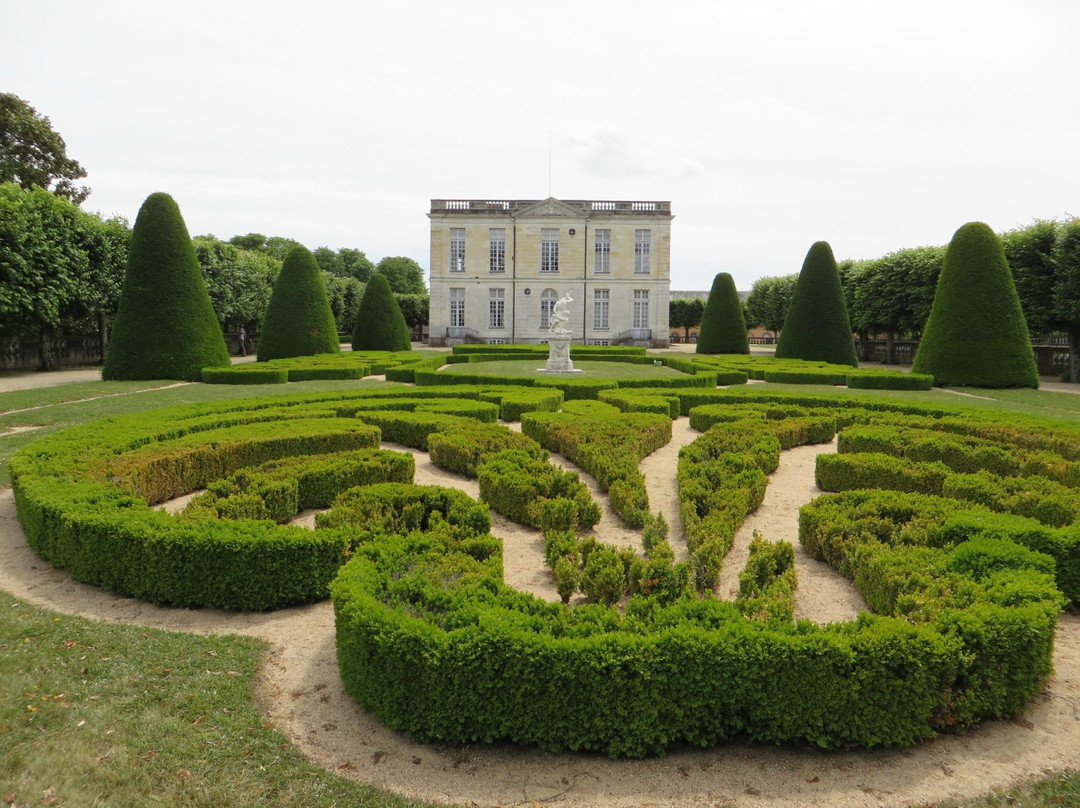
[9,377,1077,757]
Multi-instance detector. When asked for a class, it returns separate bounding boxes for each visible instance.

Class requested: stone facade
[428,197,672,347]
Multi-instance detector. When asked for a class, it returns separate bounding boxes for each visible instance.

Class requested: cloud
[566,125,703,181]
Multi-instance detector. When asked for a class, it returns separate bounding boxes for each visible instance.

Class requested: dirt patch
[2,419,1079,808]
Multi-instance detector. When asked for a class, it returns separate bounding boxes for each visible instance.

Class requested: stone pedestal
[537,334,583,375]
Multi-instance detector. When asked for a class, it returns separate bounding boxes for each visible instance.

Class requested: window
[449,228,465,272]
[541,228,559,272]
[633,289,649,328]
[449,288,465,327]
[594,229,611,273]
[634,229,651,274]
[489,228,505,273]
[489,288,505,329]
[594,289,610,330]
[540,288,557,330]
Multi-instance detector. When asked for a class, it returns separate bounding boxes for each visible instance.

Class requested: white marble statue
[548,291,573,336]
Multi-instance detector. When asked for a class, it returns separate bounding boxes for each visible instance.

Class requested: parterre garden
[9,348,1078,762]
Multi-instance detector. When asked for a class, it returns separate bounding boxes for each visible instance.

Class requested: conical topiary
[257,245,340,361]
[351,272,412,351]
[774,241,858,366]
[912,222,1038,388]
[696,272,749,354]
[103,192,230,381]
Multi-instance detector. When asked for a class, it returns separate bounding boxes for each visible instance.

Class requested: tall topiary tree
[912,222,1038,388]
[696,273,749,354]
[103,192,229,381]
[775,241,858,367]
[351,272,412,351]
[257,245,340,361]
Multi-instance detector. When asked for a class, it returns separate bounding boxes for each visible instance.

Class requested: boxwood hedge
[9,382,1073,757]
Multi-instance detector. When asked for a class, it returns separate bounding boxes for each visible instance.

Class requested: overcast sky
[5,0,1079,291]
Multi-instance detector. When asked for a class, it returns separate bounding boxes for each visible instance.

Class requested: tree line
[0,93,427,369]
[0,182,428,368]
[736,219,1080,372]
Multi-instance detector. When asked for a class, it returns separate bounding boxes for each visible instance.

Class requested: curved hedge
[8,386,559,609]
[331,394,1065,754]
[10,383,1072,757]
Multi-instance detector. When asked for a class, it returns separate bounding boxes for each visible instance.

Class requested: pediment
[513,197,583,218]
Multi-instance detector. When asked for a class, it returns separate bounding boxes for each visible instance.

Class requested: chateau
[427,198,672,347]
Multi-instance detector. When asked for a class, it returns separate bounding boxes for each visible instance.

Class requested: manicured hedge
[10,380,1073,757]
[257,245,340,361]
[429,422,548,477]
[523,403,672,528]
[912,222,1038,388]
[201,366,289,385]
[103,192,231,381]
[477,450,601,531]
[7,387,542,609]
[847,372,934,391]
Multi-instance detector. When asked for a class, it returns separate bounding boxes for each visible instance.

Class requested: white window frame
[449,228,466,273]
[634,229,651,274]
[633,289,649,328]
[540,288,557,330]
[489,288,505,329]
[540,227,559,273]
[489,228,505,273]
[594,228,611,274]
[449,288,465,328]
[594,288,610,330]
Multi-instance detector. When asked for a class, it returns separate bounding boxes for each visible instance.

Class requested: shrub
[696,272,749,354]
[351,273,411,351]
[912,222,1038,388]
[580,545,627,606]
[257,245,340,360]
[103,192,230,381]
[553,555,581,604]
[775,241,858,367]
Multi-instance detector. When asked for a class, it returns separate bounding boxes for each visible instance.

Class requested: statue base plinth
[538,334,582,374]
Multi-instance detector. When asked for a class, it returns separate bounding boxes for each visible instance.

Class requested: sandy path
[3,423,1080,808]
[717,437,870,625]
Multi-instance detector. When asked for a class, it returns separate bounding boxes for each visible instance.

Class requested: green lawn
[438,359,685,378]
[2,374,1080,807]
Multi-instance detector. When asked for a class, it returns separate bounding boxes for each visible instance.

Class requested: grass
[0,596,426,808]
[1,372,1079,807]
[438,359,685,379]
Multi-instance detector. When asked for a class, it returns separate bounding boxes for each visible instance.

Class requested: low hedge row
[522,402,672,528]
[185,449,414,523]
[428,422,548,477]
[451,344,647,357]
[736,535,798,625]
[7,386,567,609]
[201,366,290,384]
[332,467,1062,756]
[477,449,601,532]
[201,351,426,384]
[837,424,1078,484]
[316,482,493,541]
[847,372,935,391]
[819,446,1080,534]
[686,355,935,390]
